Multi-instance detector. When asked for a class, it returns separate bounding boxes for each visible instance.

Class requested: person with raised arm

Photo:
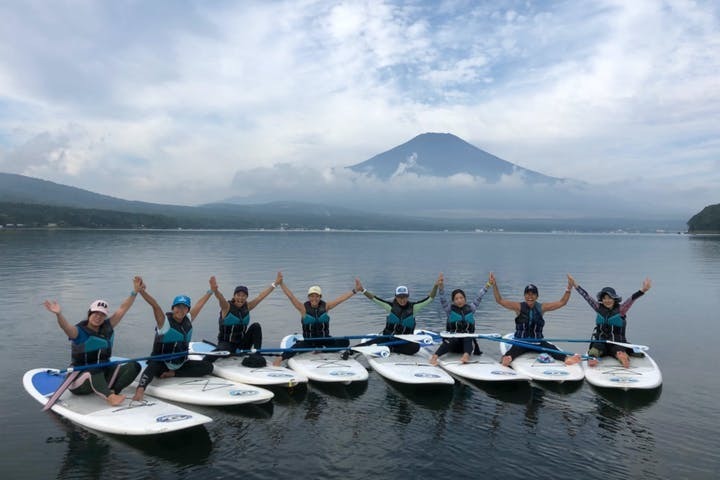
[132,276,218,402]
[429,273,493,366]
[355,274,441,355]
[491,272,582,367]
[209,272,283,366]
[272,274,358,366]
[568,275,652,368]
[43,276,144,406]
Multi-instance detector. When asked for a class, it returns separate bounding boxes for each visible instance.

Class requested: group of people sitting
[44,271,651,406]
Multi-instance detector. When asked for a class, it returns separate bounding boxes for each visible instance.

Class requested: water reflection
[591,385,662,412]
[309,380,369,400]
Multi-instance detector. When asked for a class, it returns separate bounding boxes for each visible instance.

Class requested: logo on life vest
[156,414,192,423]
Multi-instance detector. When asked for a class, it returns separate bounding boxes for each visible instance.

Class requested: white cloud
[0,0,717,213]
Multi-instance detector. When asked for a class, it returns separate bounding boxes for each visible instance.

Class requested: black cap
[524,284,539,295]
[234,285,249,295]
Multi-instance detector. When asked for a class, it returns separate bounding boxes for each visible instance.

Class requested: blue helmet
[172,295,192,309]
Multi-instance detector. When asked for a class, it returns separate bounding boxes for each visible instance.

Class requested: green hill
[687,203,720,233]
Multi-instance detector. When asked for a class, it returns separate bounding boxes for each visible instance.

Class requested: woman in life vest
[132,276,218,402]
[490,273,582,367]
[272,273,358,366]
[209,272,283,363]
[43,276,144,406]
[429,272,494,366]
[568,274,651,368]
[355,274,441,355]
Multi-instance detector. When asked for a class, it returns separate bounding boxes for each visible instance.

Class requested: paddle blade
[394,334,434,345]
[351,346,390,358]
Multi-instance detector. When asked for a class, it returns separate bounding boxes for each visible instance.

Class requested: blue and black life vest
[384,301,416,335]
[514,302,544,339]
[152,313,193,366]
[218,301,250,343]
[593,305,627,341]
[447,304,475,333]
[71,319,114,366]
[302,301,330,338]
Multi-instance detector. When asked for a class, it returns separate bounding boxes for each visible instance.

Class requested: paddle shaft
[49,350,228,375]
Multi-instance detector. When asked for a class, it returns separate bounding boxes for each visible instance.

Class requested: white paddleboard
[130,359,274,406]
[433,352,530,382]
[583,352,662,390]
[414,329,529,382]
[499,333,584,383]
[280,335,369,384]
[189,341,308,387]
[365,351,455,385]
[23,368,212,435]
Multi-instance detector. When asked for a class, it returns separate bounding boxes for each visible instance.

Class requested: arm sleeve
[619,290,644,316]
[575,285,600,311]
[369,296,393,312]
[438,288,451,314]
[468,286,489,313]
[412,296,434,314]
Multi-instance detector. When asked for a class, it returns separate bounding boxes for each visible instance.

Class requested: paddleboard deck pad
[499,334,584,383]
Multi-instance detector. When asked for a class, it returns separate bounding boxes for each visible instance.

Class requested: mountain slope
[348,132,560,183]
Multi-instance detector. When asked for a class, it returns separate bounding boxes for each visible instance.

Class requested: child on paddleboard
[272,274,358,366]
[132,277,218,402]
[429,273,493,366]
[568,275,652,368]
[491,273,582,367]
[43,276,144,406]
[355,274,441,355]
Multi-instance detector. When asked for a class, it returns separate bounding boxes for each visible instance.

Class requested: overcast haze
[0,0,718,217]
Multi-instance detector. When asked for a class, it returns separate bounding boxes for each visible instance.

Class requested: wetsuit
[281,300,350,360]
[503,302,568,361]
[359,293,436,355]
[575,285,645,358]
[212,300,262,360]
[137,313,212,389]
[433,286,487,357]
[68,318,140,398]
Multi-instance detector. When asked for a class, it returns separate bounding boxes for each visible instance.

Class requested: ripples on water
[2,231,719,479]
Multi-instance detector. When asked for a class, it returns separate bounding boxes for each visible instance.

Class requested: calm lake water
[1,230,718,479]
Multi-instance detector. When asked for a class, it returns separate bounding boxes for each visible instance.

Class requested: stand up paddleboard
[582,352,662,390]
[189,341,308,387]
[128,359,274,406]
[499,334,584,383]
[23,368,212,435]
[415,330,529,382]
[280,334,369,384]
[359,334,454,385]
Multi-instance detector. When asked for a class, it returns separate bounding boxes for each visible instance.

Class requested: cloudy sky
[0,0,718,216]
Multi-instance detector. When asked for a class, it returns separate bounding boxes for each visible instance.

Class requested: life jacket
[302,300,330,338]
[514,302,544,339]
[218,301,250,343]
[593,305,627,342]
[71,319,114,366]
[152,313,193,366]
[384,301,416,335]
[447,304,475,333]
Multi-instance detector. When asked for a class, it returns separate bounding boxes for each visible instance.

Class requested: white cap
[88,299,110,317]
[307,285,322,296]
[395,286,409,296]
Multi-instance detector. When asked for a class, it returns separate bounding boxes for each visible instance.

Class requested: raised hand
[642,278,652,293]
[44,300,61,315]
[209,276,218,292]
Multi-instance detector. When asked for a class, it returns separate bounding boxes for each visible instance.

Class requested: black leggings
[504,341,566,361]
[433,337,480,356]
[209,323,263,362]
[281,337,350,360]
[137,359,213,389]
[356,336,420,355]
[69,362,141,397]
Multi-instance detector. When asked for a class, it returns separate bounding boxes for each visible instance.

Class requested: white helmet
[88,299,110,317]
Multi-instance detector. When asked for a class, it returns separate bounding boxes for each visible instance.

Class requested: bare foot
[272,357,283,367]
[501,355,512,367]
[616,351,630,368]
[429,354,438,366]
[107,393,126,406]
[587,358,599,367]
[160,370,176,379]
[132,387,145,402]
[460,353,470,364]
[564,354,582,365]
